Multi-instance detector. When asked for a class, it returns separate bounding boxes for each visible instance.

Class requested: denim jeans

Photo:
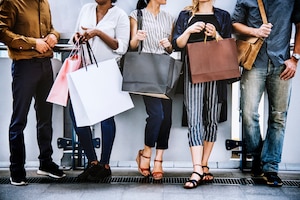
[69,103,116,164]
[240,62,292,172]
[69,103,97,162]
[143,96,172,149]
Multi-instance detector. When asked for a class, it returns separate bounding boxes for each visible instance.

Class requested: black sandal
[183,171,204,189]
[202,166,214,182]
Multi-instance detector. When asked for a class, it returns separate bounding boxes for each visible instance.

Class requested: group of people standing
[0,0,299,189]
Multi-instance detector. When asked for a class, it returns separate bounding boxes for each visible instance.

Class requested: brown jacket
[0,0,60,60]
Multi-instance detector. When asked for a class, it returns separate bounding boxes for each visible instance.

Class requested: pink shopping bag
[47,51,82,107]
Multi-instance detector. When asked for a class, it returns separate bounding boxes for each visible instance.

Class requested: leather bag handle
[257,0,268,24]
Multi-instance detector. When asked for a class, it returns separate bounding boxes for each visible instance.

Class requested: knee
[270,110,287,126]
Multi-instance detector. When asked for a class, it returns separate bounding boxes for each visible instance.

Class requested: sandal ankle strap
[139,150,150,159]
[202,166,209,170]
[192,171,204,179]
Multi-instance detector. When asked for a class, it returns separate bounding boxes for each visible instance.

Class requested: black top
[188,14,220,43]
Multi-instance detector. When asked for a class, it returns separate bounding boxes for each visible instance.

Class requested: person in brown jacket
[0,0,66,186]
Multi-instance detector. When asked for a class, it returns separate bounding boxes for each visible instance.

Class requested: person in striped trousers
[172,0,232,189]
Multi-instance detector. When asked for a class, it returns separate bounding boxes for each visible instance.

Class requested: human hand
[159,38,171,48]
[81,26,98,41]
[73,32,84,44]
[205,23,217,38]
[35,39,51,54]
[135,30,147,41]
[44,34,58,48]
[255,23,273,38]
[281,59,297,80]
[187,21,205,34]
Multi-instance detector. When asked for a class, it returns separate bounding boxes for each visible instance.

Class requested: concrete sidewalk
[0,167,299,200]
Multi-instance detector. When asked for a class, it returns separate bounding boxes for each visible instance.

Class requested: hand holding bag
[187,35,240,84]
[46,42,82,106]
[236,0,268,70]
[121,10,183,99]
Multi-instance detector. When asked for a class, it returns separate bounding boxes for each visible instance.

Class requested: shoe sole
[266,181,283,187]
[10,177,28,186]
[37,170,66,179]
[263,176,283,187]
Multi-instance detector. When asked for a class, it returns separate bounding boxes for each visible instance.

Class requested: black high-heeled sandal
[183,171,204,189]
[202,166,214,182]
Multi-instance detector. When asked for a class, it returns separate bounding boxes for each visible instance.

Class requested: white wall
[1,0,299,170]
[49,0,237,39]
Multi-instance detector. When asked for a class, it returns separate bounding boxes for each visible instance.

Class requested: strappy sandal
[183,171,204,189]
[136,149,150,177]
[202,166,214,182]
[152,160,164,181]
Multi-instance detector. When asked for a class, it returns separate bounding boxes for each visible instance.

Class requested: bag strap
[86,42,97,64]
[137,9,143,53]
[257,0,268,24]
[81,41,98,70]
[69,39,81,57]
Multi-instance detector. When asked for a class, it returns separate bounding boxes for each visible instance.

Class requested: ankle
[90,160,99,165]
[99,163,110,169]
[193,164,203,173]
[142,151,151,159]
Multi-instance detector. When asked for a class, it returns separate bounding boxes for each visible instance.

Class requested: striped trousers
[184,60,219,147]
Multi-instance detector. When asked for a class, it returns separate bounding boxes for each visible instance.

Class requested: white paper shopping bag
[67,59,134,127]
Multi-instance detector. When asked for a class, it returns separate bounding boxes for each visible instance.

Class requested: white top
[130,9,174,54]
[73,3,130,62]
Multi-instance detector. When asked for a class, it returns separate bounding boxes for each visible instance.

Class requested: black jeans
[9,58,54,178]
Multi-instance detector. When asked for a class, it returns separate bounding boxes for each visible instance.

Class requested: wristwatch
[292,53,300,61]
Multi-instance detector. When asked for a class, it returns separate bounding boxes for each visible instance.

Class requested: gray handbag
[121,10,182,99]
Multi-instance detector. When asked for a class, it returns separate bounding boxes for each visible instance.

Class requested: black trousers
[9,58,54,178]
[143,96,172,149]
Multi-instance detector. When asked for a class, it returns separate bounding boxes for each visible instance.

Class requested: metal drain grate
[1,176,299,187]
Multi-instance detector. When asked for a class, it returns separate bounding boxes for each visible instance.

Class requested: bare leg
[136,145,151,176]
[202,141,214,181]
[184,145,204,188]
[152,149,164,180]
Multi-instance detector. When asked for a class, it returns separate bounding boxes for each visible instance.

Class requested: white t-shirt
[73,3,130,62]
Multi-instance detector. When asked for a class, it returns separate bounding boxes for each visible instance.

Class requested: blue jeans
[240,62,292,172]
[143,96,172,149]
[69,103,116,164]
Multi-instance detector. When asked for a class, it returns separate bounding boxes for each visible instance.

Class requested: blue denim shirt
[172,7,232,52]
[232,0,300,68]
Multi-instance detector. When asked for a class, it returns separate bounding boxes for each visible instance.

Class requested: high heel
[152,160,164,180]
[202,166,214,182]
[136,150,151,177]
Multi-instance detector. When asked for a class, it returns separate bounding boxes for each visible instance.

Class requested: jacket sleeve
[0,1,36,49]
[292,0,300,24]
[215,8,232,39]
[172,11,189,51]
